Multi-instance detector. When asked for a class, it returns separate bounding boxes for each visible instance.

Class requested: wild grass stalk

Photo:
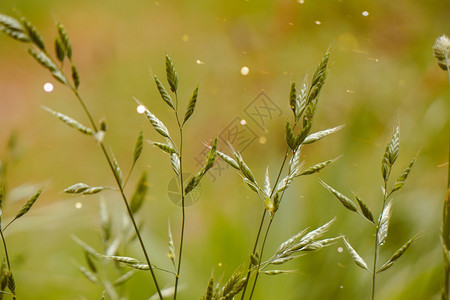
[137,54,217,299]
[321,126,420,300]
[0,14,163,299]
[0,134,41,299]
[212,49,343,299]
[432,34,450,300]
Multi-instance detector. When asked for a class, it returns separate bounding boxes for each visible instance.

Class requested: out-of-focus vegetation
[0,0,448,299]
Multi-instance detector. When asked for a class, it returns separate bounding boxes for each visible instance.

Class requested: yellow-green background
[0,0,449,299]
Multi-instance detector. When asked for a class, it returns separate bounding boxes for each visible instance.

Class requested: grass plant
[0,134,41,299]
[0,13,163,299]
[0,9,444,300]
[321,126,420,300]
[432,34,450,300]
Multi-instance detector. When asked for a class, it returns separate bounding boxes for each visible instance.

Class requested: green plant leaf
[183,86,199,125]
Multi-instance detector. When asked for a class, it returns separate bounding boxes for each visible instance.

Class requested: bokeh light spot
[137,105,146,114]
[43,82,54,93]
[240,66,249,76]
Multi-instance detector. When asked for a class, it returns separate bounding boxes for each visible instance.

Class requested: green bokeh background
[0,0,449,299]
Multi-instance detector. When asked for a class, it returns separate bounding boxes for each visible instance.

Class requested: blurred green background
[0,0,449,299]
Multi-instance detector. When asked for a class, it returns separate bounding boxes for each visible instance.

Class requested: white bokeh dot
[240,66,249,76]
[43,82,54,93]
[137,104,146,114]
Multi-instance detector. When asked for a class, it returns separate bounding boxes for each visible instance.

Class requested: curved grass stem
[70,85,163,299]
[173,93,184,300]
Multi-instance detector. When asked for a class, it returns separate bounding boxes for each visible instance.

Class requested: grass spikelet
[73,236,99,257]
[43,107,94,136]
[154,75,174,109]
[262,270,296,275]
[377,234,421,273]
[264,167,271,197]
[165,54,178,93]
[170,153,180,176]
[303,125,345,144]
[204,275,214,300]
[21,18,45,51]
[298,158,334,176]
[378,201,393,245]
[9,189,41,223]
[71,63,80,89]
[183,86,198,125]
[354,194,375,224]
[216,150,239,170]
[289,81,298,118]
[343,236,369,271]
[133,131,144,163]
[0,13,29,42]
[130,172,147,214]
[135,98,171,139]
[320,180,358,212]
[113,270,136,286]
[433,35,450,71]
[79,266,99,284]
[57,22,72,59]
[28,49,67,84]
[153,142,177,155]
[382,126,400,182]
[390,154,417,194]
[168,223,176,269]
[64,183,109,195]
[55,37,65,63]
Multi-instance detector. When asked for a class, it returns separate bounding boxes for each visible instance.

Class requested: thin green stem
[174,93,184,300]
[0,229,15,299]
[248,216,274,300]
[240,147,290,299]
[443,137,450,299]
[70,86,163,299]
[240,209,266,300]
[371,181,389,300]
